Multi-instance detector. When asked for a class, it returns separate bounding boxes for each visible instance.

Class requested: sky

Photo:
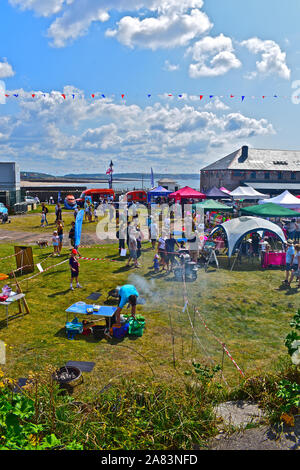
[0,0,300,175]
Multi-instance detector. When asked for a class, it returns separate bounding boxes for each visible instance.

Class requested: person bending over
[113,284,139,325]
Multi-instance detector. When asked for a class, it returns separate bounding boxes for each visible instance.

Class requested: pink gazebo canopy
[219,186,231,194]
[169,186,206,201]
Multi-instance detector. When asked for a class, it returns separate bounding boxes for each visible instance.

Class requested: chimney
[238,145,248,162]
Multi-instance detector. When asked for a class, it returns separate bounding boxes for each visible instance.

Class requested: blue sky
[0,0,299,174]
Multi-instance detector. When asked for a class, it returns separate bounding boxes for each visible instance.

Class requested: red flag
[91,94,95,98]
[121,94,125,99]
[200,95,204,100]
[61,94,66,99]
[32,94,35,98]
[230,94,234,98]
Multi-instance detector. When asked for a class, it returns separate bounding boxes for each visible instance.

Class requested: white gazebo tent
[258,190,300,210]
[230,186,268,200]
[210,216,286,257]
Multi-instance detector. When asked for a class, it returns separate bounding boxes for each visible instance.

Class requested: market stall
[147,186,172,203]
[210,216,286,258]
[168,186,206,202]
[205,187,232,200]
[230,186,268,200]
[258,190,300,211]
[240,202,300,218]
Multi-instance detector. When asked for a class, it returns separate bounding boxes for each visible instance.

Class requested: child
[94,206,98,222]
[52,231,59,255]
[40,212,46,227]
[153,253,160,273]
[69,249,82,290]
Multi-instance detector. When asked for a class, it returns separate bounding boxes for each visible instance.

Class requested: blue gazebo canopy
[147,186,172,202]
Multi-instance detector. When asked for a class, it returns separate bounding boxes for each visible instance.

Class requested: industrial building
[0,162,21,208]
[200,146,300,196]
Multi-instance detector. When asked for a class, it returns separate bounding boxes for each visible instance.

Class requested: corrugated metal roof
[202,147,300,171]
[245,182,300,190]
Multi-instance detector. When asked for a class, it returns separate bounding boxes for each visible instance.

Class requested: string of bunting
[181,262,245,378]
[195,308,245,377]
[1,92,297,102]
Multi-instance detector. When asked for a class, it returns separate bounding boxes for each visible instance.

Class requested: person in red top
[69,249,82,291]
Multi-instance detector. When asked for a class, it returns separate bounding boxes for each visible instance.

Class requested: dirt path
[0,228,105,246]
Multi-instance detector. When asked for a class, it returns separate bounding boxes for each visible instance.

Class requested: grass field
[0,228,298,403]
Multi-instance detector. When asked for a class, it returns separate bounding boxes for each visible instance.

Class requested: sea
[84,177,201,192]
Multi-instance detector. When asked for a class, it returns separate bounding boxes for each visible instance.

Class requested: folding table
[0,293,27,327]
[65,302,117,329]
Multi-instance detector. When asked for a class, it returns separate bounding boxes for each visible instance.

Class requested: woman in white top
[158,236,167,270]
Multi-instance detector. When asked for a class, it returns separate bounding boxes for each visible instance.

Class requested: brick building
[200,146,300,196]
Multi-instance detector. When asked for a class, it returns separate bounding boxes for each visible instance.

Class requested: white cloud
[106,8,212,50]
[163,60,179,72]
[187,34,241,78]
[9,0,69,17]
[241,37,291,80]
[0,87,275,173]
[0,58,15,78]
[10,0,212,48]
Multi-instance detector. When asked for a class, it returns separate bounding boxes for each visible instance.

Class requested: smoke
[128,273,178,306]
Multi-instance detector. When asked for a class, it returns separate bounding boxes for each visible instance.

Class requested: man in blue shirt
[114,284,139,325]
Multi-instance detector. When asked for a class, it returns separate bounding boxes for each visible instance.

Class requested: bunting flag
[1,91,297,103]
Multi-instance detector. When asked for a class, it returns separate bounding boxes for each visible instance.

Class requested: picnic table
[0,293,27,327]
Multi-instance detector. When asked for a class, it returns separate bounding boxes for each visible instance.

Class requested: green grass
[0,236,298,403]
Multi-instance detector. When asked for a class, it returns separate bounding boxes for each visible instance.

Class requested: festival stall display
[258,190,300,211]
[168,186,206,202]
[240,202,300,218]
[210,216,286,258]
[205,187,232,200]
[230,186,268,200]
[147,186,172,203]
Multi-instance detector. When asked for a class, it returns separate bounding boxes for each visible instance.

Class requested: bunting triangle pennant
[200,95,204,100]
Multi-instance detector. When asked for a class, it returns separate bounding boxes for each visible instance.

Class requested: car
[25,197,36,204]
[76,188,115,207]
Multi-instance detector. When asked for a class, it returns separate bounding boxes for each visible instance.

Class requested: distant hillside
[22,172,199,180]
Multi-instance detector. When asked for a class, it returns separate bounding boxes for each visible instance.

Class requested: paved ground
[205,401,300,450]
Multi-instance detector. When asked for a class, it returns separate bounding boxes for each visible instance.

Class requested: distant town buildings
[158,177,179,192]
[200,146,300,196]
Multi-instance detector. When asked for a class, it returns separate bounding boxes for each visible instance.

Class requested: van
[123,190,147,205]
[76,188,115,207]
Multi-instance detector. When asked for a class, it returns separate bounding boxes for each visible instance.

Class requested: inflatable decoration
[64,194,77,210]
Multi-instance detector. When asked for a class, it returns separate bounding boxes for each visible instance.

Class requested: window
[291,172,296,180]
[264,172,270,180]
[250,171,256,179]
[233,170,243,177]
[277,171,282,180]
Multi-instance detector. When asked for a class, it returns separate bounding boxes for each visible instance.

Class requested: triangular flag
[121,94,125,99]
[61,94,66,99]
[72,94,75,99]
[200,95,204,100]
[13,94,18,97]
[32,94,35,98]
[274,94,278,98]
[230,94,234,98]
[178,94,183,98]
[91,94,95,98]
[101,94,105,98]
[5,94,9,97]
[241,96,245,101]
[147,94,151,98]
[168,94,173,96]
[209,95,214,99]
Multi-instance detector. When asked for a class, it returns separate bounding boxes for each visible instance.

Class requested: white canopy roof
[230,186,267,200]
[258,190,300,209]
[210,216,286,257]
